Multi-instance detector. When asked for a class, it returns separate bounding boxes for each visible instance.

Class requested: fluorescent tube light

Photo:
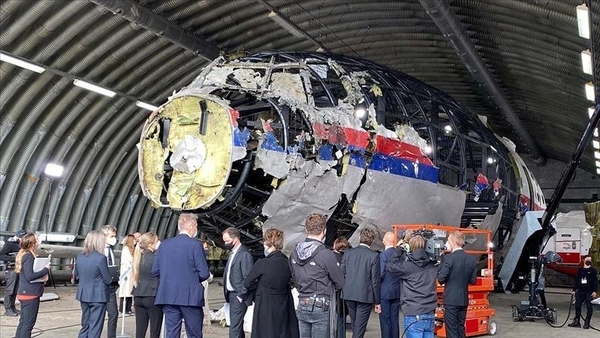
[44,163,64,178]
[585,82,595,101]
[136,101,159,111]
[594,140,600,149]
[596,160,600,167]
[0,52,45,73]
[597,168,600,175]
[595,128,599,137]
[595,151,600,160]
[590,107,596,118]
[73,79,116,97]
[581,50,593,75]
[577,3,590,39]
[268,11,305,38]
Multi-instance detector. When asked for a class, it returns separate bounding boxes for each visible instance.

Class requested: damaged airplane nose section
[139,95,236,210]
[137,52,544,286]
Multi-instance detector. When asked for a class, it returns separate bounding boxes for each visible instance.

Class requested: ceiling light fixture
[581,49,593,75]
[136,101,159,111]
[593,140,600,149]
[487,157,494,164]
[0,52,45,73]
[590,107,596,119]
[585,82,595,101]
[268,11,305,38]
[444,125,453,133]
[44,163,64,178]
[595,151,600,160]
[73,79,116,97]
[596,160,600,167]
[577,3,590,39]
[424,145,432,154]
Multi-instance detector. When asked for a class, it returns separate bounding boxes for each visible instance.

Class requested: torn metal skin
[139,55,452,247]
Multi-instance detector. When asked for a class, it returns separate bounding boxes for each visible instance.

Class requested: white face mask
[155,241,161,250]
[444,241,451,251]
[106,236,117,247]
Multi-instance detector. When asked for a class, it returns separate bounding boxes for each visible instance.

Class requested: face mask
[106,237,117,247]
[193,231,198,238]
[264,249,271,257]
[224,241,234,250]
[584,261,592,266]
[155,241,161,250]
[444,242,450,251]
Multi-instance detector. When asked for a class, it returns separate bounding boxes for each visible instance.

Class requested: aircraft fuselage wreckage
[138,52,545,289]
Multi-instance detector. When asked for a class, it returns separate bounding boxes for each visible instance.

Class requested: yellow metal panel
[162,96,233,210]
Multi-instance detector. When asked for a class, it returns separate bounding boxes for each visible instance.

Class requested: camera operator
[437,231,477,338]
[568,256,597,329]
[387,235,437,338]
[0,230,27,316]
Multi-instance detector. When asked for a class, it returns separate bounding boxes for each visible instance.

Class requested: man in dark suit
[437,231,477,338]
[222,227,254,338]
[152,213,210,338]
[379,232,402,338]
[101,225,119,338]
[341,227,381,338]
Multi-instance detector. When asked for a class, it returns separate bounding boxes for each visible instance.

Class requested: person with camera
[290,213,345,338]
[437,231,477,338]
[387,235,438,338]
[1,229,26,316]
[568,256,597,329]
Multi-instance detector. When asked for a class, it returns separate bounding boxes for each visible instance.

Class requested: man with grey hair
[101,224,119,338]
[153,213,210,338]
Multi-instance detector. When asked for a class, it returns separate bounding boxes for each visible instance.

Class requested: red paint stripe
[375,135,433,166]
[312,123,369,149]
[312,123,434,166]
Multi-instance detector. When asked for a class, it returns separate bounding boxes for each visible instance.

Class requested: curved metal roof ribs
[88,0,222,61]
[418,0,546,165]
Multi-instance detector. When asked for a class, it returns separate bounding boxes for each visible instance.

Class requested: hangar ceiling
[0,0,598,239]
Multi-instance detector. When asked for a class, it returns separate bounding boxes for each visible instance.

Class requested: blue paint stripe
[233,128,250,148]
[367,153,439,183]
[261,132,284,152]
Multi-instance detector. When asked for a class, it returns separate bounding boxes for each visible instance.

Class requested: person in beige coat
[119,234,135,315]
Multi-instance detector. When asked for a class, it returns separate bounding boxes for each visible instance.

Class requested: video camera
[402,229,445,263]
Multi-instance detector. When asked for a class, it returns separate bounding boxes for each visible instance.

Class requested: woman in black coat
[14,233,50,338]
[243,229,299,338]
[131,232,163,338]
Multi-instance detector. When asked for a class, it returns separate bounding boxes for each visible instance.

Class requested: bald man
[379,232,402,338]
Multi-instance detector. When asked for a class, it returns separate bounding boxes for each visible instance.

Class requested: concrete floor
[1,279,598,338]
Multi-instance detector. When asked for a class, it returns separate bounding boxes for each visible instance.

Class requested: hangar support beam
[418,0,546,165]
[89,0,222,61]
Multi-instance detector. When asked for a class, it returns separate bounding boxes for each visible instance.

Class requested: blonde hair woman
[131,232,163,338]
[119,234,135,315]
[14,233,49,338]
[75,230,112,338]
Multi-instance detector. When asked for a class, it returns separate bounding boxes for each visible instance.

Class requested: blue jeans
[403,313,435,338]
[296,307,330,338]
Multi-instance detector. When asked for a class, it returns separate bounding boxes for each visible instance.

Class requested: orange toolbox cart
[393,225,497,336]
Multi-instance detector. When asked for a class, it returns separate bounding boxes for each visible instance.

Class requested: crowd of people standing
[3,212,598,338]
